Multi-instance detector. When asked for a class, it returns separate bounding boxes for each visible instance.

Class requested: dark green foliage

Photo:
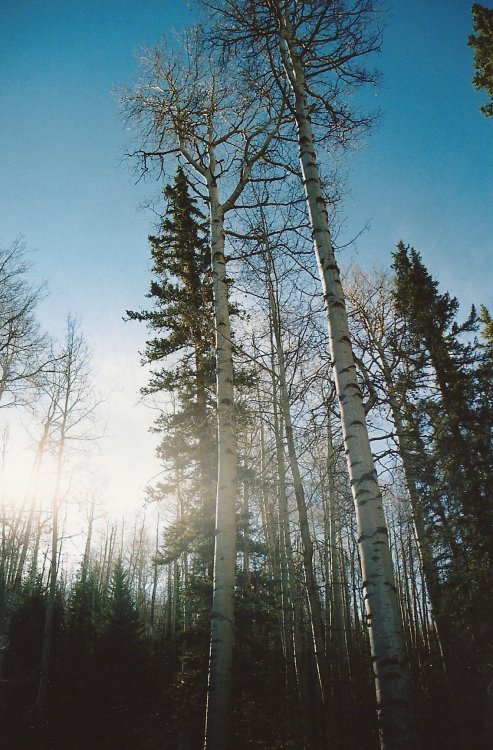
[233,569,294,749]
[392,241,478,400]
[57,562,161,750]
[126,165,214,400]
[392,242,493,747]
[94,560,147,701]
[3,228,493,750]
[468,4,493,116]
[0,583,63,748]
[392,243,493,563]
[4,583,47,680]
[127,166,218,576]
[160,607,210,749]
[479,304,493,350]
[65,570,101,655]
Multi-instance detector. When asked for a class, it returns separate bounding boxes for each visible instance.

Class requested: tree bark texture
[276,17,416,749]
[203,173,237,750]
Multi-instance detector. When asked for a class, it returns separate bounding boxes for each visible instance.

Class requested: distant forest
[1,2,493,749]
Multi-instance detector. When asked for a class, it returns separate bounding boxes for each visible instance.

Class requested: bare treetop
[0,238,50,409]
[202,0,382,143]
[121,28,286,198]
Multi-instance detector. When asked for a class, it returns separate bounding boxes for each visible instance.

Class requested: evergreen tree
[201,4,416,745]
[65,569,101,668]
[89,561,152,749]
[100,560,144,653]
[477,306,493,425]
[392,243,493,746]
[5,581,48,681]
[479,304,493,351]
[127,165,217,571]
[392,242,493,569]
[468,3,493,117]
[127,165,214,404]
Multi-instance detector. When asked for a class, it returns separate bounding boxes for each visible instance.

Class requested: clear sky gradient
[1,0,492,510]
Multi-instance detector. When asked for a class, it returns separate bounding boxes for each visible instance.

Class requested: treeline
[1,206,492,749]
[122,164,493,748]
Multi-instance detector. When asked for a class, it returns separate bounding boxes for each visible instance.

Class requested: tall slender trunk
[150,515,160,628]
[100,522,116,601]
[195,334,217,575]
[265,253,331,738]
[164,563,172,641]
[387,389,449,664]
[171,560,179,638]
[276,18,415,749]
[80,494,96,582]
[325,417,347,682]
[14,419,53,590]
[384,385,466,748]
[28,518,43,593]
[240,439,251,579]
[269,338,313,748]
[203,166,238,750]
[323,415,355,750]
[36,438,64,714]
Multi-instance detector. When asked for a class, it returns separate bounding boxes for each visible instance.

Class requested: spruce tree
[127,166,217,559]
[477,306,493,431]
[127,168,219,718]
[392,242,493,569]
[468,3,493,117]
[392,244,493,741]
[127,165,214,407]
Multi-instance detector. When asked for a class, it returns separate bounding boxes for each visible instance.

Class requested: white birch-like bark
[274,18,415,749]
[203,171,237,750]
[124,41,283,748]
[345,269,451,675]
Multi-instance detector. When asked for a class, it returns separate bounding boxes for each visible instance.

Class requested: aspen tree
[200,2,415,746]
[12,416,54,591]
[344,267,451,669]
[0,239,51,408]
[123,31,283,749]
[36,320,97,714]
[264,241,331,741]
[253,375,308,743]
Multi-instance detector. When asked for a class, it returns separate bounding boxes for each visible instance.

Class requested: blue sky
[1,0,195,336]
[343,0,492,310]
[1,0,492,508]
[1,0,490,330]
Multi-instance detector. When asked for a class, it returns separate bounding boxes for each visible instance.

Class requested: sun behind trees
[1,240,492,748]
